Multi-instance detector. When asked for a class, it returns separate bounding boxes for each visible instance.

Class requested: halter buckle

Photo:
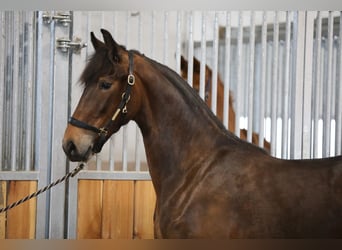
[98,127,108,136]
[128,74,135,86]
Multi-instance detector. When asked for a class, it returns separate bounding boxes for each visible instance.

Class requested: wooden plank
[77,180,103,239]
[133,180,156,239]
[102,180,134,239]
[6,181,37,239]
[0,181,6,239]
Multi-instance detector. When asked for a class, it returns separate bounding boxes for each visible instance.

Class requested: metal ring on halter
[122,92,131,102]
[128,74,135,85]
[98,127,108,136]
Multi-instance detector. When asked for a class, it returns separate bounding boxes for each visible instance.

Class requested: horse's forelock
[79,49,117,87]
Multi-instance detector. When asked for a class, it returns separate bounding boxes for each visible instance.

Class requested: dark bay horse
[180,56,270,151]
[63,29,342,238]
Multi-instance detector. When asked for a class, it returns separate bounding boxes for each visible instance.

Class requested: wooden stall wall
[0,180,37,239]
[77,180,156,239]
[0,179,155,239]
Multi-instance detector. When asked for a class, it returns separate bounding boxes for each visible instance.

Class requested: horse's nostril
[64,140,76,155]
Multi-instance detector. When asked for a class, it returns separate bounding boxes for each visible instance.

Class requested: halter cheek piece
[68,51,135,141]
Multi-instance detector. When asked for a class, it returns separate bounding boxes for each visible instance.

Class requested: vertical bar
[313,11,322,158]
[11,12,19,171]
[247,11,255,143]
[199,12,206,101]
[109,11,117,171]
[67,11,85,239]
[49,10,70,238]
[17,12,24,170]
[223,11,231,129]
[24,12,34,171]
[3,12,12,170]
[336,12,342,155]
[302,11,315,158]
[163,11,168,64]
[282,11,292,159]
[96,12,105,170]
[0,12,4,170]
[211,12,219,115]
[122,11,130,172]
[150,11,155,59]
[290,11,306,159]
[135,11,143,172]
[323,11,334,157]
[259,11,268,148]
[187,11,194,86]
[331,36,337,156]
[35,10,49,239]
[235,11,243,136]
[270,11,279,156]
[109,136,115,171]
[175,11,182,74]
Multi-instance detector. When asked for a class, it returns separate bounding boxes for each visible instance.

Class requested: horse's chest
[155,193,234,238]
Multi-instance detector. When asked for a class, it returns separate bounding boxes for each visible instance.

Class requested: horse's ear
[90,32,104,51]
[180,56,188,72]
[100,29,121,62]
[193,57,201,73]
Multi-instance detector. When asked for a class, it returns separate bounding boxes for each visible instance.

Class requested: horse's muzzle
[62,139,93,162]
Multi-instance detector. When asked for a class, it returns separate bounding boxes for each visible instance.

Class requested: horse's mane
[134,51,244,142]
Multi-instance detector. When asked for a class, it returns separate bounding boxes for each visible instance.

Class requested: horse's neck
[133,59,227,194]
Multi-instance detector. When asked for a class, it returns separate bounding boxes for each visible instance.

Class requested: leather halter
[68,50,135,141]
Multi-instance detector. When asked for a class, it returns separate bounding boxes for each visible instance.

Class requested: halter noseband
[68,51,135,140]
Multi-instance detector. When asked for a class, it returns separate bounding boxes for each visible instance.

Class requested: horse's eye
[99,81,112,90]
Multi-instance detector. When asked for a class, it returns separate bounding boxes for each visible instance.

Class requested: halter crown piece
[68,51,135,138]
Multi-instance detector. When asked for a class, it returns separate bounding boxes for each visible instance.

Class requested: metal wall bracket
[56,37,87,54]
[42,12,72,27]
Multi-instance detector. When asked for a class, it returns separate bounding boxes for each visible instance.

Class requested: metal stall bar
[199,12,207,101]
[270,11,279,156]
[121,11,130,172]
[313,11,323,158]
[163,11,169,65]
[223,11,231,129]
[235,11,243,136]
[150,11,156,59]
[35,11,51,239]
[323,11,334,157]
[258,11,268,148]
[187,11,194,87]
[135,11,143,172]
[290,11,306,159]
[95,12,105,171]
[247,11,255,143]
[0,12,9,171]
[67,11,89,238]
[211,12,219,115]
[302,11,316,158]
[336,12,342,155]
[24,12,35,171]
[175,11,182,75]
[282,11,292,159]
[46,13,56,237]
[109,12,117,171]
[10,12,20,171]
[0,12,4,167]
[48,11,71,238]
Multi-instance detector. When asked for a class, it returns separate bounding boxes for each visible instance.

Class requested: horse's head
[63,29,141,162]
